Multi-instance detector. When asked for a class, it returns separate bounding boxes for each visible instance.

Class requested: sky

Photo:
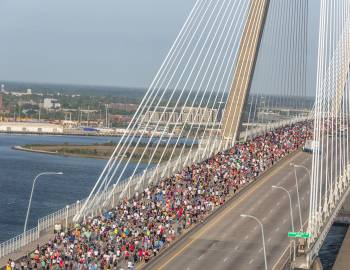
[0,0,196,88]
[0,0,318,89]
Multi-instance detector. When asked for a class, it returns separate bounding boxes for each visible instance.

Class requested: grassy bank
[19,141,197,163]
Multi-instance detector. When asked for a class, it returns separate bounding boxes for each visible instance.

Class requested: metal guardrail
[0,228,38,258]
[0,117,309,259]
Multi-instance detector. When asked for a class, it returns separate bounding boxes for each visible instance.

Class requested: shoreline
[0,131,121,137]
[13,143,193,163]
[13,145,109,160]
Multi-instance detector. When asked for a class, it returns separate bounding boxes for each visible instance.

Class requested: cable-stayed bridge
[1,0,350,269]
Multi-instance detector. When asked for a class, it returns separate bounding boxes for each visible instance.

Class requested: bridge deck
[0,231,54,269]
[139,150,312,270]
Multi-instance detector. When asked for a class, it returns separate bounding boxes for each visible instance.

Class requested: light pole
[272,185,295,259]
[290,163,307,231]
[112,183,117,207]
[240,214,268,270]
[272,185,294,231]
[65,205,69,232]
[24,172,63,234]
[292,164,311,229]
[291,163,311,178]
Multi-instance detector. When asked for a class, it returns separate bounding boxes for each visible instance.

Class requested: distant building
[1,84,9,95]
[109,103,139,112]
[11,89,32,97]
[0,122,63,133]
[143,106,218,125]
[43,98,61,109]
[110,114,132,123]
[17,100,38,106]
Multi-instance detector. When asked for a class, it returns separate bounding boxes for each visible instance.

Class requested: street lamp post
[112,183,117,208]
[292,164,311,178]
[240,214,268,270]
[76,200,80,215]
[272,185,294,231]
[272,185,295,260]
[290,164,302,231]
[291,163,311,231]
[65,205,69,232]
[24,172,63,234]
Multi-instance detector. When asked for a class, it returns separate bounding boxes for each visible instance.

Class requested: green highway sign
[288,232,311,238]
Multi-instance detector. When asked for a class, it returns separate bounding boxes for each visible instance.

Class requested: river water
[0,134,346,267]
[319,223,348,270]
[0,133,150,242]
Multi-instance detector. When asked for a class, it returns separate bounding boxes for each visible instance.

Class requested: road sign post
[288,232,311,239]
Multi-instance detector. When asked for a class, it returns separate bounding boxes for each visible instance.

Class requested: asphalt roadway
[140,150,312,270]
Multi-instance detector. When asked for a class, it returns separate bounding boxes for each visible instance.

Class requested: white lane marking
[198,254,204,261]
[275,227,280,232]
[223,257,228,263]
[249,259,254,264]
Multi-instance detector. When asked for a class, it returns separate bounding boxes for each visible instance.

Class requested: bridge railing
[0,200,87,259]
[0,227,38,259]
[37,199,85,233]
[0,116,310,260]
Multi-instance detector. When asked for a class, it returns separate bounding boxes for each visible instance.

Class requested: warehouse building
[0,122,63,133]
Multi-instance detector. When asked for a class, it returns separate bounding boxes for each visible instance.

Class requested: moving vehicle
[303,140,320,153]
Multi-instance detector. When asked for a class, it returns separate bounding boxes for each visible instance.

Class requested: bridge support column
[292,256,323,270]
[336,192,350,223]
[221,0,270,143]
[341,194,350,212]
[311,257,323,270]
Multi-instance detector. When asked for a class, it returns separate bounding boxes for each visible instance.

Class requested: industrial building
[43,98,61,109]
[0,122,63,134]
[143,106,219,125]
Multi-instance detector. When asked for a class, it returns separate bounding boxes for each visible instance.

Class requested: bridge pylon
[221,0,270,143]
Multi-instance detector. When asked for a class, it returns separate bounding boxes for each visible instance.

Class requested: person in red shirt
[130,243,135,253]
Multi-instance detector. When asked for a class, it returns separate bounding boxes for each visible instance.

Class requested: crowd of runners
[6,121,312,270]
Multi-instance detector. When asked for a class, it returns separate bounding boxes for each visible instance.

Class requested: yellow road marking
[145,151,304,270]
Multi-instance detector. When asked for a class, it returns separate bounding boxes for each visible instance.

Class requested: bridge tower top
[221,0,270,142]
